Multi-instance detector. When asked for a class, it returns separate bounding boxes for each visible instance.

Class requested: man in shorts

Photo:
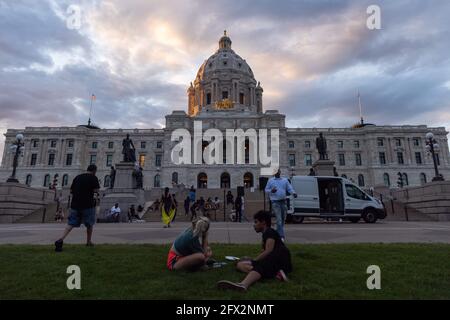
[54,164,100,252]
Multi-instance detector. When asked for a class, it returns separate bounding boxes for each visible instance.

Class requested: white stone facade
[1,34,449,190]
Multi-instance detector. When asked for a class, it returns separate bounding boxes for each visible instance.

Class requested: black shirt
[70,173,100,210]
[262,227,285,251]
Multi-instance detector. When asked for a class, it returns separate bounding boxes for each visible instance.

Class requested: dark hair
[87,164,97,172]
[253,210,272,226]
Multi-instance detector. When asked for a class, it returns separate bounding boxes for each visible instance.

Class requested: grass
[0,243,449,299]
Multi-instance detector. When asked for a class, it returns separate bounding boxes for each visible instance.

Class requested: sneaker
[217,280,247,292]
[54,239,63,252]
[276,270,289,282]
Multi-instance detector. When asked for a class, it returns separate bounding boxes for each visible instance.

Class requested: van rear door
[292,177,320,216]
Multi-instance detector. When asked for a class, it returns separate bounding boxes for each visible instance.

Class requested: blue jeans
[271,200,287,238]
[68,207,96,228]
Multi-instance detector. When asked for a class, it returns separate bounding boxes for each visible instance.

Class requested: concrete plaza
[0,221,449,245]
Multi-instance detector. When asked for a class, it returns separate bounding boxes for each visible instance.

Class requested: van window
[345,184,369,200]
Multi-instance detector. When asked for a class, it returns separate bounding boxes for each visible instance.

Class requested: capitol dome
[188,31,263,116]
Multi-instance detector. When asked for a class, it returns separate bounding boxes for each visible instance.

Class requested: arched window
[154,174,161,188]
[341,174,348,179]
[402,173,409,186]
[243,172,254,188]
[220,172,230,188]
[43,174,50,187]
[197,172,207,189]
[358,174,365,187]
[25,174,32,186]
[420,173,427,185]
[104,175,111,188]
[383,173,390,187]
[172,172,178,185]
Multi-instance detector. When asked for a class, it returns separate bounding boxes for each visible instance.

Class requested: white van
[288,176,386,223]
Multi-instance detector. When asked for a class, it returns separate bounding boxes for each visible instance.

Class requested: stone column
[387,138,393,163]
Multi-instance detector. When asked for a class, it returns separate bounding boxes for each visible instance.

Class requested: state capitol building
[1,33,449,190]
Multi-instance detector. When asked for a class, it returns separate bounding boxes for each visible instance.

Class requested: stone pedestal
[312,160,335,177]
[99,162,144,222]
[114,162,136,189]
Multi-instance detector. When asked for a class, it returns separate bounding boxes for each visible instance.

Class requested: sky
[1,0,450,160]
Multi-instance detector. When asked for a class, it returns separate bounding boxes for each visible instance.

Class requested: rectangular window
[32,140,39,148]
[304,154,312,166]
[50,140,57,148]
[141,141,146,149]
[66,154,73,166]
[106,154,113,167]
[108,141,114,149]
[288,141,295,149]
[413,138,420,147]
[139,154,145,167]
[304,141,311,148]
[206,93,211,105]
[289,154,296,167]
[337,141,343,149]
[354,140,360,148]
[239,93,244,104]
[415,152,422,164]
[338,154,345,166]
[48,154,55,166]
[92,142,98,149]
[355,153,362,166]
[155,154,162,167]
[90,154,97,165]
[395,138,402,147]
[156,141,162,149]
[377,138,384,147]
[379,152,386,165]
[222,91,228,99]
[397,152,404,164]
[68,140,74,148]
[30,153,37,166]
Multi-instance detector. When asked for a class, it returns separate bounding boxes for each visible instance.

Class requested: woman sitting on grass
[217,210,292,292]
[166,216,212,271]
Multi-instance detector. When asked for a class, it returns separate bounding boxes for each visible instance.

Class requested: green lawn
[0,244,449,299]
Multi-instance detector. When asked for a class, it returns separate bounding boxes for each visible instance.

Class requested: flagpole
[358,90,363,125]
[88,94,94,126]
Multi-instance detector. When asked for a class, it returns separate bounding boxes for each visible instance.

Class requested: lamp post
[425,132,444,181]
[6,133,25,183]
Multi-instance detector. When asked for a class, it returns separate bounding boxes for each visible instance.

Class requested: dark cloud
[0,0,449,160]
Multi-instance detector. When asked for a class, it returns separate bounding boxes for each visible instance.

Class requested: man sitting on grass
[166,216,212,271]
[217,210,292,292]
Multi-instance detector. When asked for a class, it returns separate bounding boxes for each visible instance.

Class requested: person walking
[264,168,297,242]
[161,187,176,228]
[54,165,100,252]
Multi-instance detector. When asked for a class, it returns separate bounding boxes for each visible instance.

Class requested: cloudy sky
[1,0,450,159]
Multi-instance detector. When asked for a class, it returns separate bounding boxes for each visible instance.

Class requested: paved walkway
[0,221,449,244]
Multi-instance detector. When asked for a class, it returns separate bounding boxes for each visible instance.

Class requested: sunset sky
[1,0,449,158]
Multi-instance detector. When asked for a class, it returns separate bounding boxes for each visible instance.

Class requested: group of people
[107,203,144,223]
[53,164,297,293]
[167,168,297,292]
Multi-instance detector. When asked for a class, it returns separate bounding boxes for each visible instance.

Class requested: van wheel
[349,217,360,223]
[363,210,377,223]
[286,215,293,223]
[292,216,304,224]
